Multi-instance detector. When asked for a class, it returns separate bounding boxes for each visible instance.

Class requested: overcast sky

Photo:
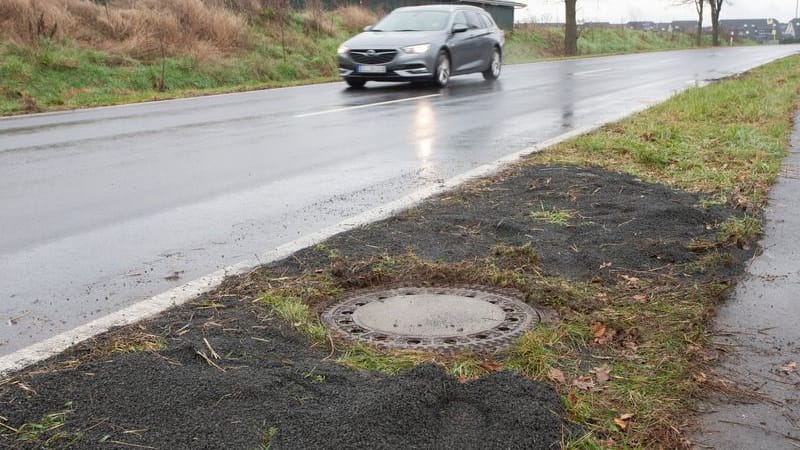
[518,1,800,24]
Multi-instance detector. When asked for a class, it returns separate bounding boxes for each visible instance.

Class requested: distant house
[719,18,779,42]
[583,21,612,29]
[784,18,800,38]
[654,22,671,32]
[671,20,698,34]
[626,21,656,31]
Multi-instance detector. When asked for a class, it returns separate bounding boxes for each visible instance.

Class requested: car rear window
[453,11,468,29]
[465,11,483,29]
[372,10,452,32]
[480,12,496,29]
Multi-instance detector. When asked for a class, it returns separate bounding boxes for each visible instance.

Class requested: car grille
[348,49,397,64]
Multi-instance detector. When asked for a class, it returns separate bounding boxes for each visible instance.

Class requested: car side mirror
[452,24,469,33]
[363,25,373,31]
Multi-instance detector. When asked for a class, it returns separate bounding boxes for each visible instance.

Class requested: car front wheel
[345,78,366,88]
[433,51,450,87]
[482,48,501,81]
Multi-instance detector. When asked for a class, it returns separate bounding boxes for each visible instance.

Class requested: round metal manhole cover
[321,286,540,352]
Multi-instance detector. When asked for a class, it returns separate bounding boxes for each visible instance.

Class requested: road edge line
[0,124,600,376]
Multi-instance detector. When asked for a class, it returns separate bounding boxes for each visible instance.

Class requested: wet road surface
[1,46,798,356]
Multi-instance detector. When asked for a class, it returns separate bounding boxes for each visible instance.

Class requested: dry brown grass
[336,5,378,33]
[301,0,336,36]
[206,0,262,16]
[0,0,248,59]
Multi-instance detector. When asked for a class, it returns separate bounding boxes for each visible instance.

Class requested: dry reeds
[335,5,377,33]
[0,0,248,60]
[301,0,335,36]
[0,1,385,60]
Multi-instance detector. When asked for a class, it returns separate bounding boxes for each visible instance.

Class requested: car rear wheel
[346,78,366,88]
[433,51,450,87]
[482,48,501,81]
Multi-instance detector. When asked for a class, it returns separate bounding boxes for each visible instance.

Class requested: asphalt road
[1,45,798,357]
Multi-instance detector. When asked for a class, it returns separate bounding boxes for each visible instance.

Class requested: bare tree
[708,0,726,46]
[565,0,578,56]
[675,0,704,46]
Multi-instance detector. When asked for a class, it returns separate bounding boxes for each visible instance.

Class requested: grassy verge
[536,56,800,210]
[504,26,709,64]
[249,56,800,448]
[0,0,713,115]
[257,248,728,447]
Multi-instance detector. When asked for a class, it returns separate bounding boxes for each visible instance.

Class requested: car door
[478,12,500,60]
[447,11,475,73]
[464,10,491,69]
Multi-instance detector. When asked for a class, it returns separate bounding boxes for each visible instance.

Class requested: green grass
[531,206,574,226]
[505,323,588,380]
[578,27,710,55]
[0,38,339,115]
[718,216,761,246]
[337,344,430,375]
[258,426,278,450]
[536,55,800,210]
[338,344,495,380]
[0,402,82,449]
[262,294,328,343]
[504,26,708,64]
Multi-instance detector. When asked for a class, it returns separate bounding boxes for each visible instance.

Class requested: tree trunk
[709,0,723,46]
[565,0,578,56]
[694,0,703,46]
[710,12,719,46]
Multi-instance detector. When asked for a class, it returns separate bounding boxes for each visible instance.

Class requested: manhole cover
[321,286,540,352]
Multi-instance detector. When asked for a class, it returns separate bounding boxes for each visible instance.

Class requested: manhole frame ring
[321,284,550,353]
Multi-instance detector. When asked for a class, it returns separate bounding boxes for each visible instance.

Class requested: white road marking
[0,124,602,376]
[293,94,441,118]
[573,68,612,76]
[658,58,680,64]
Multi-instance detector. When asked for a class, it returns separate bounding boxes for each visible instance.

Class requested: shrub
[336,5,377,33]
[0,0,248,60]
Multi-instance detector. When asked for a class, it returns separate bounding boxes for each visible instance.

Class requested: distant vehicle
[336,5,504,88]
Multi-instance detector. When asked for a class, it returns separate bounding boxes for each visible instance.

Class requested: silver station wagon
[337,5,504,88]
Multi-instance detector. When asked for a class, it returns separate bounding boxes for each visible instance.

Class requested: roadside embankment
[2,0,706,115]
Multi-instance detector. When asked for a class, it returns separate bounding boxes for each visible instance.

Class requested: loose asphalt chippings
[0,164,752,449]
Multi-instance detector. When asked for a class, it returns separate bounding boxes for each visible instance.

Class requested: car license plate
[357,65,386,74]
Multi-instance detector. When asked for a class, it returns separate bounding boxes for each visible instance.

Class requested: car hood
[344,31,444,49]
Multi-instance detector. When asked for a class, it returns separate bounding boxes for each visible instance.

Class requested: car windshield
[371,10,450,32]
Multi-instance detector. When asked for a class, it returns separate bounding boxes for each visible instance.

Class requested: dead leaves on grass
[591,322,616,346]
[592,365,611,384]
[548,368,566,384]
[571,376,595,391]
[613,413,635,431]
[550,365,612,392]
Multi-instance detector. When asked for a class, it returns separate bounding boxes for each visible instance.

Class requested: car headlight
[337,45,349,56]
[402,44,430,54]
